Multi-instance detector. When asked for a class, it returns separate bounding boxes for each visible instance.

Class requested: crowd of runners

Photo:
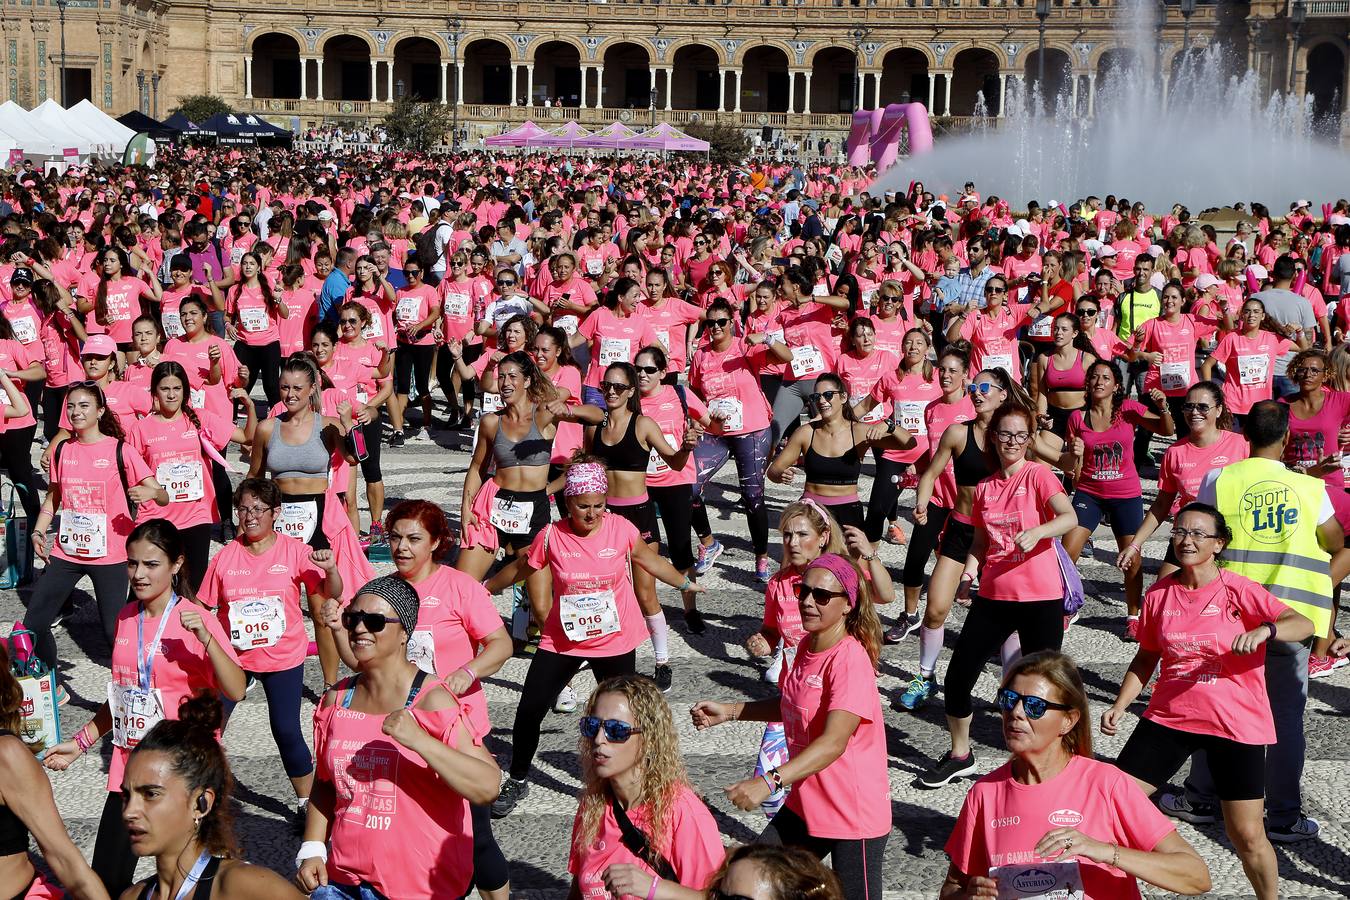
[0,146,1348,899]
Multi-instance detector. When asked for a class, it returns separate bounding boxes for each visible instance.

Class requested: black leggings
[179,522,213,595]
[759,805,888,900]
[93,790,134,896]
[25,557,129,672]
[222,663,314,778]
[211,458,234,526]
[437,343,478,413]
[0,423,41,523]
[41,385,67,442]
[649,483,695,571]
[863,453,908,543]
[944,595,1064,719]
[359,418,383,483]
[234,340,282,407]
[470,802,510,892]
[394,343,435,396]
[902,503,950,590]
[508,647,636,780]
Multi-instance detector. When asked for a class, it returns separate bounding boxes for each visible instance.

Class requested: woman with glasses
[1031,313,1097,439]
[1105,504,1310,900]
[1279,348,1350,518]
[1075,291,1130,363]
[210,250,289,408]
[76,245,161,358]
[570,277,661,406]
[868,280,917,357]
[1131,280,1233,435]
[1201,297,1305,429]
[683,232,718,289]
[435,251,484,429]
[483,457,702,818]
[694,260,743,311]
[568,674,723,900]
[943,651,1209,899]
[344,254,397,347]
[42,519,245,895]
[1022,251,1080,356]
[918,400,1076,789]
[387,262,441,440]
[201,478,340,832]
[944,275,1033,382]
[641,269,704,382]
[693,552,889,898]
[297,577,501,900]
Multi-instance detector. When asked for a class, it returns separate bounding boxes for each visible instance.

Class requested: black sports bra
[803,424,862,486]
[135,856,222,899]
[0,731,27,858]
[954,421,992,487]
[593,412,649,473]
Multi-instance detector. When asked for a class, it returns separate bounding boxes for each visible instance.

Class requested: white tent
[29,99,103,153]
[67,99,136,151]
[0,103,59,156]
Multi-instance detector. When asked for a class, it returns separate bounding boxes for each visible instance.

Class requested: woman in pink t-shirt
[1105,504,1311,900]
[571,277,661,401]
[944,651,1208,899]
[693,553,889,898]
[42,520,245,895]
[919,403,1076,790]
[77,245,161,354]
[1201,297,1304,421]
[1132,280,1229,434]
[216,251,290,407]
[483,459,703,818]
[569,675,723,900]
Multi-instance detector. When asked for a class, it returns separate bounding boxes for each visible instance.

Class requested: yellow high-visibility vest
[1214,458,1334,636]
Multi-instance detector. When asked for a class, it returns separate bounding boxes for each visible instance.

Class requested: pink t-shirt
[872,367,943,465]
[689,338,772,437]
[278,286,318,355]
[870,315,910,358]
[1158,432,1249,515]
[640,297,703,373]
[960,304,1029,381]
[762,568,806,649]
[1282,390,1350,492]
[1138,571,1288,744]
[1067,400,1149,500]
[1137,315,1217,397]
[1210,331,1293,414]
[161,335,241,424]
[394,284,440,347]
[87,276,154,343]
[927,397,977,508]
[127,410,234,530]
[107,599,239,789]
[781,636,889,839]
[549,365,587,465]
[200,534,324,673]
[437,278,477,342]
[640,385,709,488]
[525,514,648,657]
[0,339,36,432]
[838,349,899,421]
[577,307,662,389]
[972,461,1066,602]
[567,783,723,897]
[228,284,280,346]
[772,302,840,384]
[946,755,1175,899]
[52,436,155,565]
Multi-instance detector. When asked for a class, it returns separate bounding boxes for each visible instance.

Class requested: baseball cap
[1246,263,1269,281]
[316,209,335,221]
[1194,273,1222,291]
[81,334,118,357]
[1096,245,1118,258]
[1293,199,1311,210]
[10,267,33,286]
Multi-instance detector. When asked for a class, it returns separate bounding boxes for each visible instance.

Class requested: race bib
[710,397,743,432]
[812,283,829,297]
[585,256,604,275]
[861,289,876,311]
[599,337,631,367]
[990,861,1084,899]
[162,311,184,340]
[407,629,436,674]
[489,497,534,535]
[1160,361,1189,392]
[109,684,164,750]
[278,500,319,544]
[854,393,885,423]
[765,329,785,347]
[898,400,927,434]
[355,388,370,405]
[157,459,204,503]
[397,296,421,326]
[647,432,679,476]
[655,330,671,352]
[554,314,579,335]
[789,346,825,378]
[59,511,107,558]
[559,589,621,642]
[189,387,206,409]
[10,316,36,344]
[480,392,504,415]
[1238,353,1269,387]
[227,595,286,650]
[442,292,470,318]
[239,306,268,333]
[1027,315,1053,338]
[362,317,384,340]
[984,353,1014,374]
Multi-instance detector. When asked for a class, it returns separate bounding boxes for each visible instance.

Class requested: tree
[169,94,231,124]
[682,121,751,164]
[383,98,454,152]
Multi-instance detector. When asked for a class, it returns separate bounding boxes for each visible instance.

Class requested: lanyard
[149,850,212,900]
[137,595,180,694]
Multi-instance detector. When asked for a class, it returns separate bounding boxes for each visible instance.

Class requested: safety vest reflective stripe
[1266,582,1335,612]
[1223,547,1333,583]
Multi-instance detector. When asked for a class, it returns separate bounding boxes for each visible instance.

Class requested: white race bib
[655,330,671,352]
[1027,314,1053,338]
[489,497,534,535]
[990,860,1084,900]
[355,388,370,405]
[157,459,204,503]
[109,683,164,750]
[59,511,107,558]
[278,500,319,544]
[585,256,604,275]
[861,289,876,311]
[397,296,421,326]
[189,388,206,409]
[162,311,184,340]
[812,283,829,297]
[984,353,1014,373]
[710,397,743,432]
[647,432,679,476]
[599,337,631,367]
[898,400,927,434]
[1160,361,1189,392]
[10,316,36,344]
[442,292,470,318]
[554,314,579,335]
[1238,353,1269,387]
[559,589,621,643]
[361,317,384,340]
[227,595,286,650]
[480,392,504,415]
[854,393,885,423]
[789,346,825,379]
[407,629,437,674]
[239,306,268,333]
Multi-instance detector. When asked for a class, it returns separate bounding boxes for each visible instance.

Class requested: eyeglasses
[634,365,662,375]
[496,279,517,287]
[878,294,900,304]
[235,504,274,520]
[984,285,1008,295]
[809,389,843,405]
[968,383,1001,395]
[706,317,731,329]
[997,688,1073,720]
[600,381,633,394]
[450,262,466,268]
[994,430,1032,444]
[694,240,708,246]
[1180,402,1214,414]
[795,583,848,604]
[1171,528,1221,541]
[1077,308,1099,317]
[405,270,422,277]
[339,318,362,326]
[579,716,643,743]
[1291,366,1324,376]
[341,611,401,633]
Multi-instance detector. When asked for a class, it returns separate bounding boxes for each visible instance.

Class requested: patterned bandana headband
[805,553,860,609]
[565,462,610,496]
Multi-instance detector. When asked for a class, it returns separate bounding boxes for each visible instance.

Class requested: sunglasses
[341,611,401,633]
[984,285,1008,294]
[496,279,517,287]
[579,716,644,743]
[1077,308,1099,317]
[635,365,662,375]
[967,382,1001,395]
[405,270,422,277]
[809,389,842,405]
[600,381,633,394]
[1180,402,1213,414]
[795,583,848,604]
[706,317,732,329]
[339,318,362,326]
[997,688,1072,720]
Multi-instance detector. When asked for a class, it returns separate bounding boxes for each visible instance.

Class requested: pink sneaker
[1309,655,1349,679]
[1124,615,1140,643]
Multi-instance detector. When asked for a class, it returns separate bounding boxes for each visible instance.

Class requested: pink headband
[805,553,860,608]
[799,497,833,529]
[564,462,609,497]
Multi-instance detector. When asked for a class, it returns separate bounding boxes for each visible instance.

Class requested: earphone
[196,794,209,814]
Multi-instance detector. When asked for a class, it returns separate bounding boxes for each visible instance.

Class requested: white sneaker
[553,685,577,713]
[764,644,784,684]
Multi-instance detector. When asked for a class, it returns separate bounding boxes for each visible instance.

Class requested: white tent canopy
[0,103,60,156]
[66,99,135,151]
[29,99,104,153]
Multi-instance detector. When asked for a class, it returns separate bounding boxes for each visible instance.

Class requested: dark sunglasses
[809,389,842,405]
[496,279,517,286]
[1180,402,1213,414]
[579,716,643,743]
[634,365,662,375]
[339,318,362,326]
[997,688,1072,720]
[600,381,633,394]
[341,610,401,633]
[706,317,732,329]
[984,285,1008,294]
[1077,308,1099,316]
[795,583,847,604]
[405,269,422,277]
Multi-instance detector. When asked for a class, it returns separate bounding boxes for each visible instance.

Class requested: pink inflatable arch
[844,103,934,169]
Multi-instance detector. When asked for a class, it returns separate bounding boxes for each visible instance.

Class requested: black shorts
[1115,716,1266,801]
[493,487,552,555]
[1044,403,1081,439]
[609,498,658,544]
[814,498,865,532]
[1072,491,1144,538]
[938,517,976,563]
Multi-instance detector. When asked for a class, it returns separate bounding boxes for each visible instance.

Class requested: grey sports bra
[266,415,329,479]
[493,411,552,468]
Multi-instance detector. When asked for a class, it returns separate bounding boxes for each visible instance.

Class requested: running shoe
[886,524,908,546]
[1124,615,1140,643]
[898,674,937,712]
[1267,815,1321,843]
[754,557,773,584]
[1063,609,1081,633]
[1308,654,1349,679]
[51,599,76,629]
[1158,790,1219,824]
[389,431,406,448]
[490,778,530,818]
[917,750,978,789]
[884,612,922,644]
[683,608,706,635]
[553,685,577,713]
[764,645,784,684]
[694,539,724,575]
[404,426,422,443]
[654,664,673,693]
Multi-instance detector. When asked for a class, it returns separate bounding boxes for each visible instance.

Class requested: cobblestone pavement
[5,423,1350,899]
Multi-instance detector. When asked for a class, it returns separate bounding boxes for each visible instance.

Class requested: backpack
[52,438,134,518]
[413,221,452,271]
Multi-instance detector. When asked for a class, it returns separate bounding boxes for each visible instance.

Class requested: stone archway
[392,37,442,101]
[811,46,856,114]
[741,45,791,113]
[1024,47,1072,113]
[322,35,373,102]
[878,47,930,109]
[463,39,512,105]
[252,33,302,100]
[1307,42,1346,132]
[950,47,999,116]
[602,42,652,109]
[671,44,721,110]
[534,41,582,107]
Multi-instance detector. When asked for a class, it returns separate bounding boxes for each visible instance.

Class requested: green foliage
[682,121,750,163]
[169,94,231,124]
[383,98,454,152]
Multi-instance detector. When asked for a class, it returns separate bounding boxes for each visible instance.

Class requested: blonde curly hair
[574,675,690,859]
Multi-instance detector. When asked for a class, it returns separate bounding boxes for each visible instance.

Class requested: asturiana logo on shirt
[597,548,618,559]
[1047,808,1083,827]
[267,564,288,575]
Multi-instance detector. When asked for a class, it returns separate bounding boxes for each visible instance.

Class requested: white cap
[1247,263,1269,281]
[1149,272,1168,291]
[1082,239,1103,254]
[316,209,334,221]
[1096,245,1118,258]
[1194,273,1222,291]
[1006,219,1031,238]
[1146,244,1165,258]
[1331,214,1350,226]
[1294,199,1312,209]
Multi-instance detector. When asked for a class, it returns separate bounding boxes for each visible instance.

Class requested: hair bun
[176,689,224,735]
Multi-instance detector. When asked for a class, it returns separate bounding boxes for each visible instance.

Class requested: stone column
[369,60,378,101]
[927,72,936,111]
[1070,72,1079,114]
[1087,72,1096,116]
[509,64,517,106]
[595,64,605,108]
[648,66,656,108]
[526,64,534,106]
[1161,72,1170,108]
[297,58,306,100]
[244,56,253,99]
[456,63,464,106]
[440,61,448,103]
[787,70,796,114]
[664,68,673,110]
[717,68,727,112]
[386,61,394,101]
[944,72,953,115]
[580,66,588,108]
[802,71,812,114]
[997,72,1006,117]
[733,68,742,112]
[315,58,324,101]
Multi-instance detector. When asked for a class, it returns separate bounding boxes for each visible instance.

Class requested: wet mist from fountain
[875,0,1349,211]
